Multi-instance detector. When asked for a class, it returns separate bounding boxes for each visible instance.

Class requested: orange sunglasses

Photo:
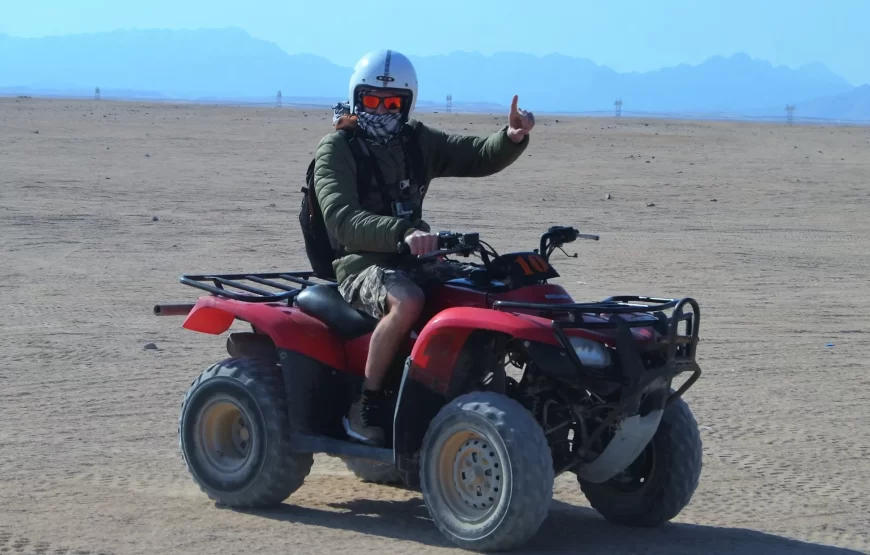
[361,94,403,111]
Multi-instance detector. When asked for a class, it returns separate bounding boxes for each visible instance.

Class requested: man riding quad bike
[153,50,704,552]
[303,49,537,447]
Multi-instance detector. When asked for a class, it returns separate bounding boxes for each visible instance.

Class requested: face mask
[356,111,403,145]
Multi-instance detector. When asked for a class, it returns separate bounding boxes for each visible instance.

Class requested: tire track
[712,447,867,508]
[0,529,113,555]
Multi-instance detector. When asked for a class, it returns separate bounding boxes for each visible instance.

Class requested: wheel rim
[606,441,657,494]
[435,428,505,523]
[196,395,254,476]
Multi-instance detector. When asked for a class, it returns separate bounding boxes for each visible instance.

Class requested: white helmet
[348,49,418,118]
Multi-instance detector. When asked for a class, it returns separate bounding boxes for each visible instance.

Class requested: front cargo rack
[493,294,699,358]
[178,271,335,303]
[493,295,701,403]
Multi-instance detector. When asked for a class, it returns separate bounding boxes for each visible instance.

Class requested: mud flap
[575,409,664,484]
[226,332,278,363]
[278,349,358,438]
[392,357,446,488]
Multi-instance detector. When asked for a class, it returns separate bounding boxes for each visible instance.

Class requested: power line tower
[94,87,100,100]
[614,98,622,117]
[785,104,795,125]
[276,90,282,108]
[446,94,453,113]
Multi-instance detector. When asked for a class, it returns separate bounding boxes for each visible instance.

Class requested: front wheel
[578,394,703,527]
[419,391,554,552]
[178,357,314,507]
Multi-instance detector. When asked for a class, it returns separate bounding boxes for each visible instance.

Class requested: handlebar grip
[397,241,410,254]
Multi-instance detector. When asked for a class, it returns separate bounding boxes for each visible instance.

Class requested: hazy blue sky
[3,0,868,85]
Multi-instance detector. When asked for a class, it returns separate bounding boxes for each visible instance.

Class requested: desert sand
[1,97,869,554]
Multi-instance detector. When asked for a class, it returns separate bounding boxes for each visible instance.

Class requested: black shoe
[343,389,388,446]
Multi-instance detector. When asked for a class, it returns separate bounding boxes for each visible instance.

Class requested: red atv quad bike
[154,225,703,552]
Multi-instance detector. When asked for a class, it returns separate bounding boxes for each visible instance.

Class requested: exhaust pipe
[153,303,195,316]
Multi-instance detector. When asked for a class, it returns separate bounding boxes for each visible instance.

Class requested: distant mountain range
[794,85,870,120]
[1,27,867,121]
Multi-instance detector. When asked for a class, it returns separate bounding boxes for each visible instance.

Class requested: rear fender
[182,296,346,370]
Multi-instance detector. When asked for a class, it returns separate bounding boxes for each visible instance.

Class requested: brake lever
[557,246,579,258]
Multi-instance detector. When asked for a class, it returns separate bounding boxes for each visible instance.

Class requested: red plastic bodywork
[407,307,563,394]
[182,296,347,370]
[341,333,418,378]
[342,334,371,377]
[178,276,661,393]
[404,282,628,390]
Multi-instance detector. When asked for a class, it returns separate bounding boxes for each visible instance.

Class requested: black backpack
[299,124,424,280]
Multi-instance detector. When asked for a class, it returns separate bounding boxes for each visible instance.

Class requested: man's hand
[404,230,439,256]
[507,95,535,143]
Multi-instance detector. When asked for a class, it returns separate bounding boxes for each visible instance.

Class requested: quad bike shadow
[235,498,864,555]
[156,225,711,552]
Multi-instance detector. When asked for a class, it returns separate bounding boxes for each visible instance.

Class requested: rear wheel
[419,391,554,552]
[178,357,313,507]
[578,394,702,527]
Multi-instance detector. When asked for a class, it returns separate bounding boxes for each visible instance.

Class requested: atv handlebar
[540,226,598,260]
[396,226,599,265]
[396,231,481,260]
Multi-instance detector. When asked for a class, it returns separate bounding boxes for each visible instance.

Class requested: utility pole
[785,104,795,125]
[446,94,452,113]
[614,99,622,117]
[95,87,100,100]
[276,90,282,108]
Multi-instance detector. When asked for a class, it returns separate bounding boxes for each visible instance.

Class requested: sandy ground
[1,97,869,555]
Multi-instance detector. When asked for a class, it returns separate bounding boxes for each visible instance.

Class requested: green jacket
[313,118,529,283]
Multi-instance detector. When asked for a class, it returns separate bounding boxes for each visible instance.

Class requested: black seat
[295,285,378,339]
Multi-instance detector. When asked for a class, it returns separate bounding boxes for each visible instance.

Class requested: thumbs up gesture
[507,95,535,143]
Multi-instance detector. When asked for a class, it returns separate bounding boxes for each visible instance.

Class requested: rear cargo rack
[178,271,335,303]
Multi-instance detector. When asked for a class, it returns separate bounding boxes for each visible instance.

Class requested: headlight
[568,336,612,369]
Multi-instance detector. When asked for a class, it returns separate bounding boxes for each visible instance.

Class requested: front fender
[394,308,554,482]
[181,296,346,370]
[407,307,560,394]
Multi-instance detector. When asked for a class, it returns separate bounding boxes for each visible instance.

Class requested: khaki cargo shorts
[338,260,477,320]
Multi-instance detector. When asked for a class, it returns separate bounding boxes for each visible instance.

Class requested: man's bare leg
[345,279,424,445]
[362,290,423,390]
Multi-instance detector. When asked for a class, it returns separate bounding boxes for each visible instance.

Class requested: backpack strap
[335,125,424,221]
[402,122,427,197]
[342,131,374,192]
[350,135,387,189]
[343,130,393,214]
